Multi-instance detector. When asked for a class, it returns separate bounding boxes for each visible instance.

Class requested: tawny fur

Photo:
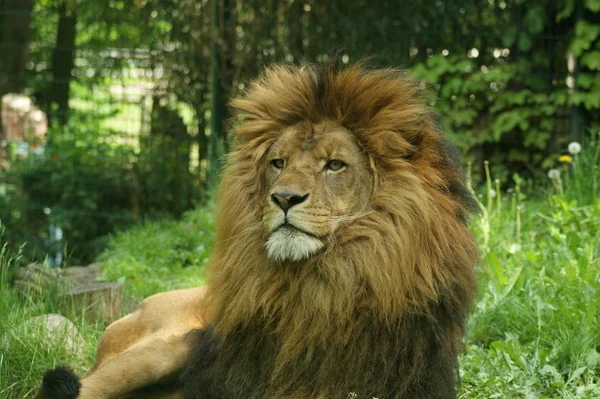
[34,287,207,399]
[182,62,479,398]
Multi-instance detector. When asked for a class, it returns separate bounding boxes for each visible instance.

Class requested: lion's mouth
[266,223,325,262]
[275,223,324,239]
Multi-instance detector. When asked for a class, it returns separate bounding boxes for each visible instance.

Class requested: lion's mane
[182,63,479,399]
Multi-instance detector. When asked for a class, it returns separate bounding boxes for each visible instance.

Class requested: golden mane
[184,62,479,398]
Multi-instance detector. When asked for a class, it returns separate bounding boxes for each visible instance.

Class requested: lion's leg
[85,312,148,376]
[77,330,199,399]
[88,286,207,377]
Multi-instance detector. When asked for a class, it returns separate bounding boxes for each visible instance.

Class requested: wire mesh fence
[0,0,597,265]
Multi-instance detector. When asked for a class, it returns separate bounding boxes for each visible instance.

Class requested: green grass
[0,242,104,398]
[0,136,599,398]
[460,135,600,398]
[98,205,215,304]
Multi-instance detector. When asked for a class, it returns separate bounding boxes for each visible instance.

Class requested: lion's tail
[36,367,81,399]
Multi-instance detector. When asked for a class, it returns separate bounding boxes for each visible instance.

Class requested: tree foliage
[18,0,600,179]
[1,0,599,263]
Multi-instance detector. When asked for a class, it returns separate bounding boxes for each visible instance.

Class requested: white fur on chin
[266,227,323,262]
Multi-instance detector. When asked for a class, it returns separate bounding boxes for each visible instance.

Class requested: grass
[98,205,215,305]
[0,135,599,398]
[460,134,600,398]
[0,242,104,398]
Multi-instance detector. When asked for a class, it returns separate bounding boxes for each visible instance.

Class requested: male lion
[37,62,479,399]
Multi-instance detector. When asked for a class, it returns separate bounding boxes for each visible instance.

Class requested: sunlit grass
[98,205,215,304]
[460,134,600,398]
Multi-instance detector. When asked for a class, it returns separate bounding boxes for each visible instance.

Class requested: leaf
[502,27,518,48]
[485,252,507,286]
[518,35,533,52]
[586,349,599,368]
[511,90,529,105]
[571,21,600,55]
[491,110,524,140]
[540,364,562,382]
[524,6,546,34]
[580,51,600,70]
[566,367,586,386]
[572,92,600,110]
[576,73,598,89]
[585,0,600,12]
[451,109,478,125]
[570,39,589,56]
[557,0,575,21]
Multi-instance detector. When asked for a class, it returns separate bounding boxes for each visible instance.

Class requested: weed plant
[460,134,600,398]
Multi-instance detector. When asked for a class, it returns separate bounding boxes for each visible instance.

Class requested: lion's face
[262,120,373,262]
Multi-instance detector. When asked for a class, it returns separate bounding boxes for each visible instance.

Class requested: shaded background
[0,0,598,265]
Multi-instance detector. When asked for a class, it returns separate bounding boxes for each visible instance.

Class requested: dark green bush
[1,107,203,265]
[6,116,137,264]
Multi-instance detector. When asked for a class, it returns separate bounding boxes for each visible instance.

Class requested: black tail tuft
[40,366,81,399]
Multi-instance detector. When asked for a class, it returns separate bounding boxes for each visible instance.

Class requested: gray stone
[22,314,85,357]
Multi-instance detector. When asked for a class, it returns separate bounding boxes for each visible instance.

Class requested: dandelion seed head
[568,142,581,155]
[548,169,561,180]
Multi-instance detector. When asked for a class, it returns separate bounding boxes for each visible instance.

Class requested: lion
[36,61,479,399]
[181,62,479,398]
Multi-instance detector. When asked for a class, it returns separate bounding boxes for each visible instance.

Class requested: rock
[22,314,85,357]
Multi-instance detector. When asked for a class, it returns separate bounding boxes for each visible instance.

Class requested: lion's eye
[324,159,346,172]
[271,159,285,170]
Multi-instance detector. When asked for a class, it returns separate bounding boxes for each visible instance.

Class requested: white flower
[568,142,581,155]
[548,169,561,180]
[488,189,497,198]
[507,243,520,254]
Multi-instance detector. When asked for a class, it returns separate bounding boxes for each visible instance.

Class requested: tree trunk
[61,282,123,324]
[49,3,77,125]
[196,88,208,202]
[209,0,234,180]
[0,0,34,134]
[289,0,305,60]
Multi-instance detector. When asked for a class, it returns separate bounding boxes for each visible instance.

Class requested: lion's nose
[271,192,309,212]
